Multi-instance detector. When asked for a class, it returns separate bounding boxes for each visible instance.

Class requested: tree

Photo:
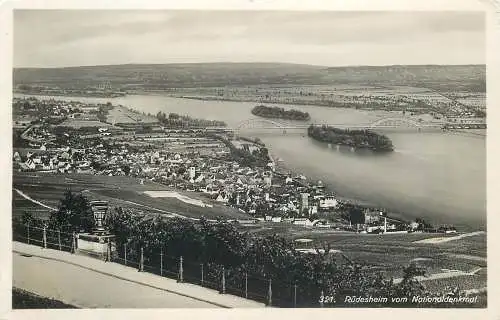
[156,111,167,123]
[415,217,433,231]
[338,203,365,226]
[121,164,131,176]
[96,203,437,307]
[48,190,95,232]
[91,161,104,171]
[18,84,32,91]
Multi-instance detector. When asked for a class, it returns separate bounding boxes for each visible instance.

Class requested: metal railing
[13,222,75,253]
[110,242,300,307]
[12,222,303,307]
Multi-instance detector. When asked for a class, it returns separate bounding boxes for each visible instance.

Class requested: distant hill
[324,64,486,91]
[13,63,486,92]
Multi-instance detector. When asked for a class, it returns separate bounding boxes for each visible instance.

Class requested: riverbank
[13,91,452,118]
[271,151,396,213]
[13,92,446,127]
[269,147,483,232]
[14,90,125,99]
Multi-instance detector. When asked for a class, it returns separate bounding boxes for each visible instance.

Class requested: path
[13,242,264,308]
[81,189,216,222]
[14,188,57,211]
[446,254,487,263]
[14,186,207,222]
[413,231,485,244]
[393,267,482,284]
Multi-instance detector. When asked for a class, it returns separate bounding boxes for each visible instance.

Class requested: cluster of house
[13,128,345,220]
[446,102,480,118]
[12,96,463,235]
[14,97,110,146]
[14,97,102,117]
[22,126,57,145]
[11,136,445,233]
[13,131,444,233]
[14,98,450,231]
[123,147,342,219]
[14,147,90,173]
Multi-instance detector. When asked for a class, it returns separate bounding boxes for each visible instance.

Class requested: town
[13,96,455,234]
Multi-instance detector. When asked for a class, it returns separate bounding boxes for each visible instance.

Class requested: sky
[13,10,486,68]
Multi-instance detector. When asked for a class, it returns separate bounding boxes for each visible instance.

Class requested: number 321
[319,295,335,304]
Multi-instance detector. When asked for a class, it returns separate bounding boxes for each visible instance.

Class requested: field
[106,105,157,124]
[165,84,484,116]
[59,119,114,128]
[243,223,487,283]
[12,172,250,221]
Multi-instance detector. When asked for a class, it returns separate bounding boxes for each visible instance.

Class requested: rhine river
[16,94,486,230]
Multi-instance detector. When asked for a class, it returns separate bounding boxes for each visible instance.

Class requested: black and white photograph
[4,3,493,312]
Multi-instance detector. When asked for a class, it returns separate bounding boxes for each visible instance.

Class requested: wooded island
[251,105,310,121]
[307,125,394,152]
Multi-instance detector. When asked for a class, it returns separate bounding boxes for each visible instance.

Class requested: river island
[307,124,394,152]
[251,105,311,121]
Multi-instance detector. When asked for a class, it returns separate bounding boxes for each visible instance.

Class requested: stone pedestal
[77,233,116,259]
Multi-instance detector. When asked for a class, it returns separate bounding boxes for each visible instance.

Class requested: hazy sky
[14,10,485,68]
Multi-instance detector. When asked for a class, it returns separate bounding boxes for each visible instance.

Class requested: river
[15,93,486,230]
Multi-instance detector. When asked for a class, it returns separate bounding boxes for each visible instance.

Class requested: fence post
[245,272,248,299]
[72,232,76,254]
[107,237,111,262]
[58,230,62,251]
[124,243,127,265]
[140,247,144,271]
[267,278,272,306]
[42,226,47,249]
[294,284,298,308]
[27,223,30,245]
[178,256,184,282]
[160,249,164,276]
[221,266,226,294]
[200,263,204,285]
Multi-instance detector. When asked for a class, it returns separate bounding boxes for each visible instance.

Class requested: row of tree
[96,103,114,122]
[156,111,226,128]
[209,133,270,168]
[105,207,431,306]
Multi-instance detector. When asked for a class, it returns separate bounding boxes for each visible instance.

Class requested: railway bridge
[205,117,486,134]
